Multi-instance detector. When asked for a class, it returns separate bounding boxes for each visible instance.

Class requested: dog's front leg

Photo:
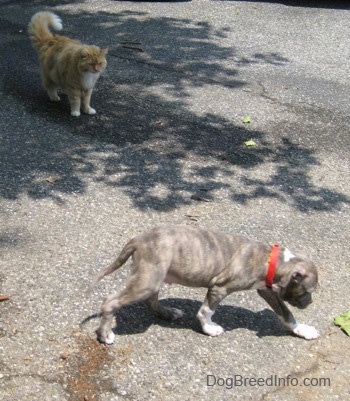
[257,289,319,340]
[197,286,228,336]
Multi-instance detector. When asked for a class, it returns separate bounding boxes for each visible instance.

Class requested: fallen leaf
[0,295,10,302]
[184,214,199,222]
[244,139,257,147]
[334,311,350,336]
[44,176,61,184]
[121,44,144,52]
[190,194,211,202]
[242,115,251,124]
[120,40,143,45]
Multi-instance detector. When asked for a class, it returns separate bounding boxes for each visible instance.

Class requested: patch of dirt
[62,328,135,401]
[64,329,114,401]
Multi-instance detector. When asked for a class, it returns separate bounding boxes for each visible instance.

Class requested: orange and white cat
[28,11,107,117]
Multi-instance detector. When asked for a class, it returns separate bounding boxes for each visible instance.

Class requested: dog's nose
[306,295,313,306]
[300,298,312,309]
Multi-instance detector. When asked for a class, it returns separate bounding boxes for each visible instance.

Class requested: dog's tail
[28,11,63,51]
[89,240,136,292]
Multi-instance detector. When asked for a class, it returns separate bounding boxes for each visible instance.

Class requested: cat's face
[79,46,107,74]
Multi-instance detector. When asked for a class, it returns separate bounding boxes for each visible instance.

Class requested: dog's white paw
[105,331,116,345]
[71,110,81,117]
[203,322,225,337]
[197,306,224,337]
[293,323,319,340]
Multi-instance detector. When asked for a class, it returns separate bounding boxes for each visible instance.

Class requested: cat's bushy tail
[28,11,63,51]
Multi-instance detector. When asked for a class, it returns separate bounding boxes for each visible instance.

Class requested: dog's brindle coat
[90,225,319,344]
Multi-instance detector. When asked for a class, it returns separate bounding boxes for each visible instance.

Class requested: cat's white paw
[71,110,81,117]
[87,107,96,115]
[49,94,60,101]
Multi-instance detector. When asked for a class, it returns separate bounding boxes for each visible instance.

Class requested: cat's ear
[101,48,108,56]
[80,47,89,59]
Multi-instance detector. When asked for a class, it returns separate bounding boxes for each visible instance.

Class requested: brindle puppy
[90,225,319,344]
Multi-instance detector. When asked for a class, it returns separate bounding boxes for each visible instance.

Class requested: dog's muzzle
[286,292,312,309]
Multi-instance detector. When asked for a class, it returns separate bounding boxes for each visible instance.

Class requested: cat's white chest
[82,72,99,90]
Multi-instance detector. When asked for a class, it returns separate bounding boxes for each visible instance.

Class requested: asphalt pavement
[0,1,349,400]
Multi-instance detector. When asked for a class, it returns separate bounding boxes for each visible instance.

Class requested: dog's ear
[279,263,307,288]
[291,265,307,284]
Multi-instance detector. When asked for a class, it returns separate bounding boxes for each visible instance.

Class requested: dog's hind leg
[96,265,165,344]
[96,294,120,345]
[97,289,155,344]
[145,292,184,320]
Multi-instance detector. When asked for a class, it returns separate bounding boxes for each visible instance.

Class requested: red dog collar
[266,244,280,288]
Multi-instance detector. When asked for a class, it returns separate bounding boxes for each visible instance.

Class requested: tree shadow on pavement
[221,0,350,10]
[1,8,349,212]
